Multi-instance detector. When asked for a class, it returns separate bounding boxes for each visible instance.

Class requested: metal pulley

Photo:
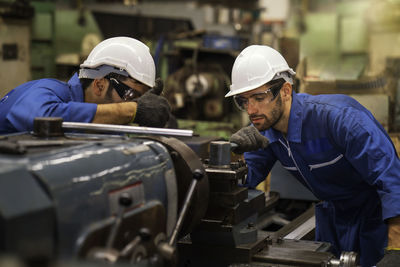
[185,73,215,98]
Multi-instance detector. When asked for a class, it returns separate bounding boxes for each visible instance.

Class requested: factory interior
[0,0,400,266]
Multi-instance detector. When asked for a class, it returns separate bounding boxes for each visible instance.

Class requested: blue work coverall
[244,91,400,267]
[0,74,97,134]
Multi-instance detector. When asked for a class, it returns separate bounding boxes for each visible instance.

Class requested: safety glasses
[108,77,142,101]
[233,81,284,111]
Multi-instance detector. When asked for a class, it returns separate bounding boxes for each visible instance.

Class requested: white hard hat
[79,36,155,87]
[225,45,296,97]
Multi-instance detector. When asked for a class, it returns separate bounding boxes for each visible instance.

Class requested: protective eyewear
[233,81,284,111]
[108,77,142,101]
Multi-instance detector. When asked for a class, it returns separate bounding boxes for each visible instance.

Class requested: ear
[281,82,292,101]
[92,78,107,96]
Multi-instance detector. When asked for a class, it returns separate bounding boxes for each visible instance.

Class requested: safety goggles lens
[233,81,284,111]
[109,78,142,101]
[233,95,248,111]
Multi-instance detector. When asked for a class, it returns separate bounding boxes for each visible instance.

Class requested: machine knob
[209,141,231,168]
[138,228,151,242]
[328,251,359,267]
[119,193,132,207]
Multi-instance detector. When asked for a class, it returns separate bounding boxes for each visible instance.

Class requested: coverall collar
[68,73,85,102]
[265,91,303,143]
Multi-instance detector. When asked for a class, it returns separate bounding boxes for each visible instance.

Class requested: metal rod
[169,179,198,246]
[106,208,124,249]
[62,122,193,137]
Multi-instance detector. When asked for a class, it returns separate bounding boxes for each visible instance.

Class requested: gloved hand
[377,250,400,267]
[229,125,269,154]
[151,77,164,95]
[133,78,171,127]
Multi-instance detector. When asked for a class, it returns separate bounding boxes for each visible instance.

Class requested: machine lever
[106,193,132,249]
[87,193,133,264]
[158,169,204,260]
[120,228,151,257]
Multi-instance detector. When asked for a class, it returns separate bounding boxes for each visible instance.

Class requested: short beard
[251,94,283,131]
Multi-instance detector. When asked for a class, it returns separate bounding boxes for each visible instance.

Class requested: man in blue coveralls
[0,36,171,134]
[227,45,400,267]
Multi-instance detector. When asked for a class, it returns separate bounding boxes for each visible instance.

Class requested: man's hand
[93,78,170,126]
[229,125,269,154]
[151,77,164,95]
[377,250,400,267]
[133,91,171,128]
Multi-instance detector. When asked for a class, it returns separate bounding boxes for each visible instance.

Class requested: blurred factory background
[1,2,400,266]
[1,0,400,143]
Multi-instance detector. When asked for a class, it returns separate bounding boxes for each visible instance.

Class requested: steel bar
[62,122,193,137]
[284,215,315,240]
[169,178,198,246]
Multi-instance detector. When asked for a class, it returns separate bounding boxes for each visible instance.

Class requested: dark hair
[267,78,286,98]
[79,78,94,91]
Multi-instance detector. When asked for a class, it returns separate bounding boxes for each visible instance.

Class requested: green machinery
[291,0,400,132]
[31,0,103,81]
[0,0,33,96]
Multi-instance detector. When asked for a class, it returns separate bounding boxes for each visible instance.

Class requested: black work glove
[377,250,400,267]
[151,77,164,95]
[229,125,270,154]
[133,78,171,127]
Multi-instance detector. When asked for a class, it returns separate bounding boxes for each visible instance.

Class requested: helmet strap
[272,72,293,85]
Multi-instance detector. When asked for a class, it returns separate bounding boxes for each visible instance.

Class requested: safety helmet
[225,45,296,97]
[79,37,155,87]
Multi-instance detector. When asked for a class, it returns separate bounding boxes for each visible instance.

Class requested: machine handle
[158,169,204,261]
[106,193,132,249]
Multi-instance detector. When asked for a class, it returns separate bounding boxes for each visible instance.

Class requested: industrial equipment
[162,42,245,138]
[164,61,231,121]
[0,118,359,267]
[0,0,34,96]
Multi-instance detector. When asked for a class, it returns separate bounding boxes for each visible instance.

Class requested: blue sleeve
[328,107,400,220]
[6,87,97,132]
[244,146,277,188]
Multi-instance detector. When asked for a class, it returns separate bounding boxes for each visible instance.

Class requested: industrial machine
[0,0,34,96]
[0,118,359,267]
[164,60,232,121]
[161,42,245,139]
